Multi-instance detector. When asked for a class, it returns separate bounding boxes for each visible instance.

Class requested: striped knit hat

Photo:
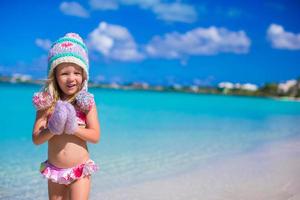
[48,33,89,90]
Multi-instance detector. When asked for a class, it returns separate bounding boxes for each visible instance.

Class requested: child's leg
[69,176,91,200]
[48,180,69,200]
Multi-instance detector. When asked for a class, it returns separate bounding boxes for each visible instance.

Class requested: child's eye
[61,73,68,75]
[75,72,82,75]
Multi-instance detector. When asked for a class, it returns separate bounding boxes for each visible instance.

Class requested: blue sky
[0,0,300,86]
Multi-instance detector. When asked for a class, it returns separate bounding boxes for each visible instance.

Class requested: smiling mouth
[67,84,76,89]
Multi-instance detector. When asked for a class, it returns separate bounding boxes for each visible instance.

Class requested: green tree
[260,83,278,96]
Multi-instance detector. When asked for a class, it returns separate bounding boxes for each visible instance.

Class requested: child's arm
[74,104,100,144]
[32,109,54,145]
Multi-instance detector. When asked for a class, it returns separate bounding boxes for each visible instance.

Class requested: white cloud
[89,0,119,10]
[152,2,197,23]
[146,26,251,58]
[87,22,144,61]
[267,23,300,50]
[86,22,251,62]
[60,2,89,18]
[121,0,160,9]
[35,38,52,51]
[89,0,197,23]
[89,0,161,10]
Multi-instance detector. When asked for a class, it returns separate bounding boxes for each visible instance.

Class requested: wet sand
[95,138,300,200]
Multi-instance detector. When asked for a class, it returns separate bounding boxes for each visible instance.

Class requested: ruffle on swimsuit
[40,159,98,185]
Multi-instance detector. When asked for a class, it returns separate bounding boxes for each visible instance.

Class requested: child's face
[55,63,83,98]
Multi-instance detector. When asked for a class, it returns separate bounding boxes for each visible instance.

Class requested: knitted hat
[48,33,89,90]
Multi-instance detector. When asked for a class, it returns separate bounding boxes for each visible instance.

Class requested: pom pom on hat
[32,92,54,110]
[75,90,95,113]
[48,33,89,86]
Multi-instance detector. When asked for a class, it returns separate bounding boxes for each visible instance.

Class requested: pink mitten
[76,91,95,113]
[64,102,78,135]
[47,101,68,135]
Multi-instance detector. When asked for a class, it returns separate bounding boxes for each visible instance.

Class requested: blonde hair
[43,66,87,114]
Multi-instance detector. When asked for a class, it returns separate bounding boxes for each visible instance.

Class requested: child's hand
[47,101,68,135]
[64,102,78,135]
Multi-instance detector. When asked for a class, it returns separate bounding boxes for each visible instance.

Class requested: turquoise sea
[0,83,300,199]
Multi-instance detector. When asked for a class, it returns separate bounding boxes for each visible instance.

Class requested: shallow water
[0,83,300,199]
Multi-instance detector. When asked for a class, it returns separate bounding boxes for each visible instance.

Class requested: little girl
[32,33,100,200]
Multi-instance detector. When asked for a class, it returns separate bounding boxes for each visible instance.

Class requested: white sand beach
[96,138,300,200]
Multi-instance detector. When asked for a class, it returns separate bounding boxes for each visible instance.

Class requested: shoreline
[1,81,300,103]
[95,137,300,200]
[272,96,300,102]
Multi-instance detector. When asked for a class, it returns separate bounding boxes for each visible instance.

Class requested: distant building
[240,83,258,91]
[278,79,297,93]
[141,82,149,89]
[190,85,199,92]
[132,82,149,89]
[218,82,234,89]
[218,82,258,91]
[172,84,182,90]
[10,73,32,83]
[109,82,120,89]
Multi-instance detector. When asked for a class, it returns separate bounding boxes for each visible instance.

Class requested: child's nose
[67,74,76,81]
